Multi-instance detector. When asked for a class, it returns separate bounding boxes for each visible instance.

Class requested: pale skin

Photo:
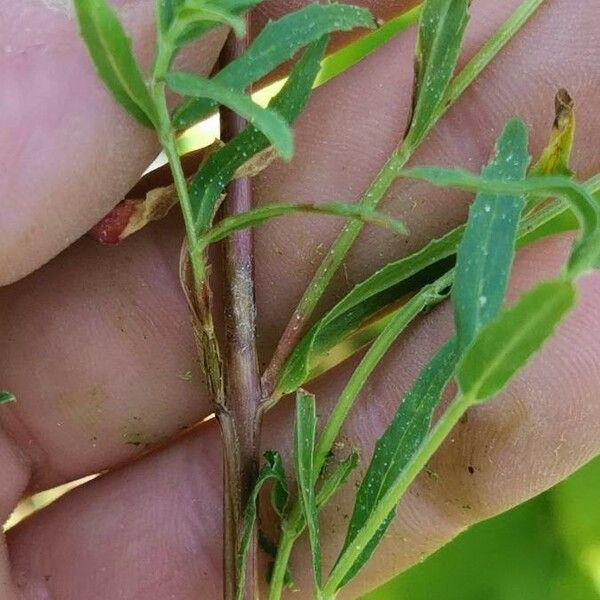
[0,0,599,598]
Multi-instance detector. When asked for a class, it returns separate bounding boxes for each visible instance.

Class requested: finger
[0,0,227,286]
[1,0,599,495]
[0,0,413,287]
[5,236,600,598]
[0,212,210,491]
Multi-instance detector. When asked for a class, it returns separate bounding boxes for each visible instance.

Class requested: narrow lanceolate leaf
[236,451,288,600]
[316,450,359,511]
[276,228,460,395]
[200,202,406,247]
[74,0,156,128]
[406,0,470,147]
[454,118,531,350]
[166,72,294,160]
[336,339,458,587]
[294,390,322,587]
[458,279,577,403]
[399,169,600,276]
[189,37,328,232]
[172,3,375,128]
[0,391,16,405]
[530,89,575,177]
[314,6,422,87]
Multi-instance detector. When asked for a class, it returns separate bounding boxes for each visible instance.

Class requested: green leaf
[406,0,470,147]
[336,338,458,587]
[73,0,157,128]
[276,229,459,395]
[236,450,288,600]
[400,168,600,277]
[316,449,359,511]
[294,390,322,588]
[530,89,575,178]
[172,3,375,128]
[458,279,577,403]
[314,6,422,87]
[200,202,406,247]
[156,0,182,33]
[0,391,16,405]
[189,36,328,231]
[453,118,531,350]
[166,72,294,160]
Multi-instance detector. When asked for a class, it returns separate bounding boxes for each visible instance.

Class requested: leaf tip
[0,391,16,405]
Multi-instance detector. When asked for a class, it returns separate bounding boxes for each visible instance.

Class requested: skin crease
[0,0,599,598]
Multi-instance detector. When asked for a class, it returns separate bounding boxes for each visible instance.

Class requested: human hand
[1,1,599,598]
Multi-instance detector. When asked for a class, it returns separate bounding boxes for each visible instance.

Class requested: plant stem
[220,24,263,600]
[267,524,300,600]
[261,0,547,398]
[153,87,203,277]
[154,82,235,596]
[321,393,470,595]
[153,23,262,599]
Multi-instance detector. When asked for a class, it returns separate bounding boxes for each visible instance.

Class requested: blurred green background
[364,457,600,600]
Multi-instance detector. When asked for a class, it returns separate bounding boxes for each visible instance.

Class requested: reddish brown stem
[220,22,262,600]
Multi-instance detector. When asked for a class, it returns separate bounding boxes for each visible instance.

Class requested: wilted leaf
[166,72,294,160]
[172,3,375,128]
[88,142,225,245]
[294,390,322,588]
[74,0,157,128]
[458,279,576,403]
[453,118,530,350]
[518,88,577,244]
[530,89,575,177]
[336,339,458,587]
[94,185,180,245]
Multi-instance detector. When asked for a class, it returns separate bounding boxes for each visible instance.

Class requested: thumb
[0,0,226,286]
